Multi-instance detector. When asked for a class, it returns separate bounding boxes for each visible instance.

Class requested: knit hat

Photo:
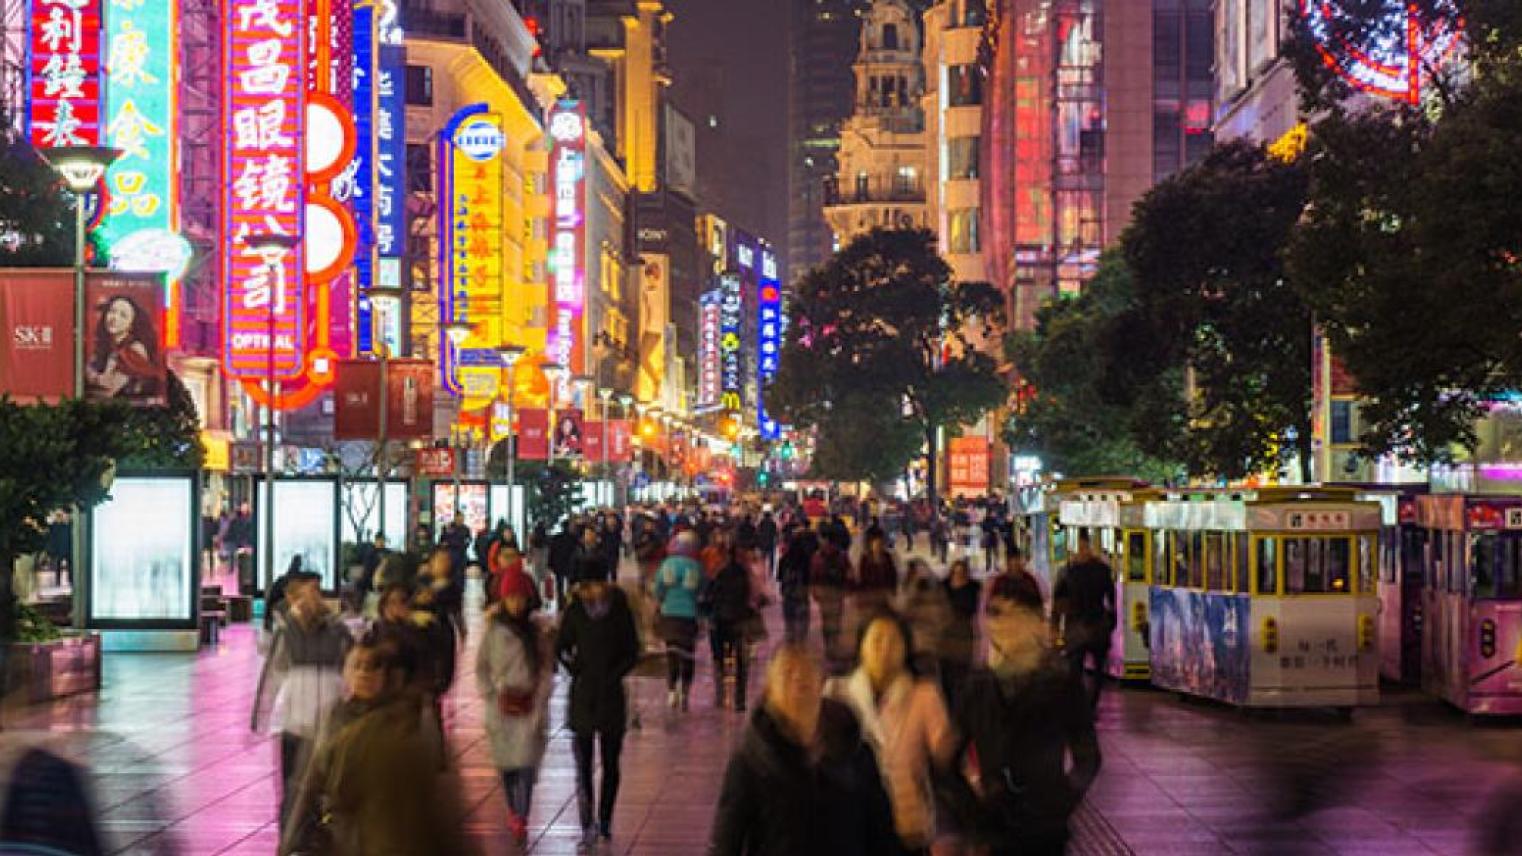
[668,530,700,558]
[498,567,537,603]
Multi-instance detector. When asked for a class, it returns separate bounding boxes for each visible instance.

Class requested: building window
[947,64,982,106]
[895,165,917,196]
[947,137,980,180]
[882,23,899,51]
[960,0,987,27]
[1331,401,1354,444]
[948,208,980,254]
[855,171,870,200]
[405,64,433,106]
[406,143,432,192]
[1153,104,1182,182]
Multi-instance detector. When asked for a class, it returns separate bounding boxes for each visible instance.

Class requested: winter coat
[777,531,818,601]
[252,611,351,738]
[476,615,555,770]
[652,555,704,620]
[709,699,899,856]
[824,670,956,847]
[810,544,850,590]
[708,560,754,625]
[854,551,898,593]
[555,587,640,734]
[943,659,1101,850]
[372,615,435,694]
[548,529,579,580]
[279,694,468,856]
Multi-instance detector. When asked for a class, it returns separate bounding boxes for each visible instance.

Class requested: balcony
[823,177,925,207]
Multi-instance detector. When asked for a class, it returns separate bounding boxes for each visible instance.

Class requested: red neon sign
[29,0,103,147]
[221,0,307,383]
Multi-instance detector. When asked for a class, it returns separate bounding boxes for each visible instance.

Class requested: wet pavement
[5,572,1521,855]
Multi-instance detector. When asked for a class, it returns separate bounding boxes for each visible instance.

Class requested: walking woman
[477,567,555,848]
[651,531,704,711]
[940,559,982,711]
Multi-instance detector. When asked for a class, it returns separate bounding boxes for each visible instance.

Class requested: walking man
[1051,532,1118,710]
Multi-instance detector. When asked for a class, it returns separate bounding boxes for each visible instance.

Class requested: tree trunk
[925,424,939,511]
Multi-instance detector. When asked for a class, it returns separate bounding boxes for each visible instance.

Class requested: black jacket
[944,660,1101,850]
[555,587,639,733]
[1054,557,1117,630]
[548,529,579,580]
[709,699,899,856]
[709,561,753,625]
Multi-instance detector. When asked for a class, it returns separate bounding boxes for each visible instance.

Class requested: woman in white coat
[476,567,556,848]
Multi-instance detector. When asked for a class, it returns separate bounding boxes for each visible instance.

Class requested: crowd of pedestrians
[248,491,1109,855]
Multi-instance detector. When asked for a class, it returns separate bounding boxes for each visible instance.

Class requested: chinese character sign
[374,44,404,259]
[100,0,176,251]
[352,1,376,353]
[548,98,586,377]
[697,290,721,409]
[719,273,743,413]
[29,0,103,148]
[756,249,781,439]
[438,106,506,401]
[222,0,307,382]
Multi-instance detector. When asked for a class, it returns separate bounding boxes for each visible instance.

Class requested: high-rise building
[788,0,869,280]
[921,0,987,285]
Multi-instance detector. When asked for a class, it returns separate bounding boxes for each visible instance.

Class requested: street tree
[767,227,1006,503]
[0,107,75,267]
[119,371,206,470]
[1115,141,1313,480]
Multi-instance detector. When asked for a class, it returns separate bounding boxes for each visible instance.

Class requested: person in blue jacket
[651,530,704,711]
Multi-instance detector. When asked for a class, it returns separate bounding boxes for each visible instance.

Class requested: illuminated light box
[256,479,339,591]
[339,479,407,547]
[89,474,198,626]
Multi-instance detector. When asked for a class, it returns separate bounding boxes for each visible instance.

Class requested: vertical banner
[0,271,74,402]
[553,408,585,459]
[333,358,434,440]
[28,0,103,147]
[583,420,603,460]
[719,272,742,413]
[84,271,166,405]
[374,43,405,301]
[438,105,506,404]
[547,98,587,382]
[323,0,357,358]
[697,289,721,410]
[222,0,307,382]
[517,407,549,460]
[756,249,782,439]
[636,253,668,402]
[948,436,992,497]
[608,419,631,462]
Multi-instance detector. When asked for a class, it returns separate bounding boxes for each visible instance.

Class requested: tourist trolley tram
[1055,486,1156,680]
[1413,494,1522,715]
[1145,489,1381,710]
[1345,485,1427,685]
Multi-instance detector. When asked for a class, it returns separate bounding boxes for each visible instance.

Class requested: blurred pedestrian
[895,558,951,677]
[477,567,555,848]
[994,548,1044,612]
[1051,533,1117,710]
[652,531,704,711]
[556,558,640,848]
[849,531,899,652]
[930,515,950,566]
[709,645,898,856]
[757,510,779,577]
[371,582,434,697]
[825,612,956,853]
[941,558,981,711]
[548,518,580,605]
[942,579,1100,855]
[280,637,469,856]
[778,523,819,643]
[709,542,756,711]
[251,570,351,831]
[264,554,304,633]
[810,535,851,665]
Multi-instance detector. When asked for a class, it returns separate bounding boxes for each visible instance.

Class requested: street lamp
[40,145,120,626]
[543,361,567,460]
[369,282,404,547]
[242,231,301,594]
[498,345,526,533]
[597,387,613,502]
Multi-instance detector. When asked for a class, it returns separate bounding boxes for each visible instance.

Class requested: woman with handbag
[476,568,555,848]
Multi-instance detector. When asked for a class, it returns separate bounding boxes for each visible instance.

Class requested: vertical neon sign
[352,0,377,353]
[222,0,307,382]
[548,98,587,380]
[437,105,506,400]
[757,249,781,439]
[719,272,742,413]
[697,290,721,410]
[28,0,103,147]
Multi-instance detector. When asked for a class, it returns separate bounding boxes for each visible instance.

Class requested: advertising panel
[637,253,668,402]
[1149,589,1251,705]
[438,105,506,404]
[375,44,405,263]
[222,0,307,382]
[547,98,587,380]
[756,249,782,439]
[697,290,721,410]
[553,407,585,459]
[719,273,742,413]
[0,270,73,402]
[583,420,603,460]
[257,479,338,590]
[489,483,527,546]
[84,271,166,405]
[608,419,631,462]
[414,447,455,477]
[333,358,434,440]
[663,104,696,197]
[340,479,407,546]
[517,407,549,460]
[433,482,487,536]
[948,436,991,496]
[89,475,196,624]
[28,0,103,147]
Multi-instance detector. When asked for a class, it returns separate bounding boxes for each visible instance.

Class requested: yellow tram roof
[1144,495,1383,533]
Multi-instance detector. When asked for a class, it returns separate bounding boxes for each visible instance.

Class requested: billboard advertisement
[517,407,549,460]
[438,105,507,405]
[0,270,73,402]
[333,358,434,440]
[663,104,696,197]
[89,475,197,625]
[948,436,991,497]
[719,273,743,413]
[1149,589,1251,705]
[697,290,721,410]
[548,98,587,381]
[553,407,585,459]
[84,271,166,405]
[28,0,103,147]
[257,479,339,590]
[757,249,782,439]
[637,253,669,402]
[433,482,487,536]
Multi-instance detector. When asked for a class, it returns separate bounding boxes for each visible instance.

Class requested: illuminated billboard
[719,272,742,413]
[438,105,506,404]
[757,249,781,439]
[697,289,721,410]
[257,479,339,590]
[548,98,587,380]
[221,0,307,383]
[90,475,197,625]
[29,0,103,147]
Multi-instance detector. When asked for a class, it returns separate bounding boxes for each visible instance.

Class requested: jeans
[501,767,537,818]
[572,728,625,833]
[713,620,750,707]
[1066,635,1112,709]
[662,617,697,692]
[278,732,309,830]
[782,595,810,644]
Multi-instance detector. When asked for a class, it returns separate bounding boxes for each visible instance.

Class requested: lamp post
[597,386,612,477]
[241,231,301,592]
[40,145,120,627]
[442,322,471,519]
[543,361,567,461]
[498,345,526,535]
[369,282,404,547]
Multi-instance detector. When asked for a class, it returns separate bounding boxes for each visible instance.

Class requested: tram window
[1327,538,1352,592]
[1234,533,1249,593]
[1205,533,1227,591]
[1155,534,1172,586]
[1286,538,1306,593]
[1359,535,1376,593]
[1186,532,1203,588]
[1256,538,1278,595]
[1448,533,1462,593]
[1126,532,1147,582]
[1284,537,1352,594]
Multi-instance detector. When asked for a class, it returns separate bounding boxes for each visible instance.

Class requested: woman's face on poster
[104,298,134,338]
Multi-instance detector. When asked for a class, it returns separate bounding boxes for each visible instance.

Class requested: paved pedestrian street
[3,586,1520,855]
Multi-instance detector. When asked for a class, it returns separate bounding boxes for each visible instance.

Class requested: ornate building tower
[823,0,929,247]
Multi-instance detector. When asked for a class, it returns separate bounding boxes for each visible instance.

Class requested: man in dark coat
[555,557,639,848]
[1051,531,1118,709]
[547,517,581,604]
[709,645,897,856]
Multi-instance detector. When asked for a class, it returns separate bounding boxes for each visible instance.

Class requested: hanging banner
[334,357,434,440]
[757,248,782,439]
[84,271,166,405]
[636,253,668,402]
[948,436,992,496]
[28,0,104,147]
[583,420,604,460]
[222,0,307,382]
[0,270,73,402]
[438,104,506,404]
[609,419,631,462]
[374,44,405,266]
[517,407,549,461]
[553,407,585,459]
[547,98,587,382]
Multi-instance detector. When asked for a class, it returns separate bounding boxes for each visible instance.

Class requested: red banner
[583,420,603,460]
[948,436,992,497]
[334,358,434,440]
[0,270,73,402]
[517,408,548,461]
[609,419,631,462]
[84,271,166,406]
[414,447,455,477]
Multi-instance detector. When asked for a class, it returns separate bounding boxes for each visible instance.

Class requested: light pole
[443,321,471,520]
[498,345,526,535]
[369,282,404,546]
[597,386,612,479]
[40,145,120,626]
[241,231,300,592]
[543,361,567,462]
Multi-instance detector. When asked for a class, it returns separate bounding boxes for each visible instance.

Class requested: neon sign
[374,38,405,337]
[28,0,103,147]
[222,0,307,383]
[757,249,781,440]
[697,289,721,410]
[548,98,586,381]
[1301,0,1460,104]
[719,272,742,413]
[438,105,507,401]
[352,0,377,353]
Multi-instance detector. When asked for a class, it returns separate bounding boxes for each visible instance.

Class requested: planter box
[7,633,101,704]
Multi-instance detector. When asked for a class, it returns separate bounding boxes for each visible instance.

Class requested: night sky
[665,0,790,253]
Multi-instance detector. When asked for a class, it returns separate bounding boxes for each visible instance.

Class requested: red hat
[498,568,537,604]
